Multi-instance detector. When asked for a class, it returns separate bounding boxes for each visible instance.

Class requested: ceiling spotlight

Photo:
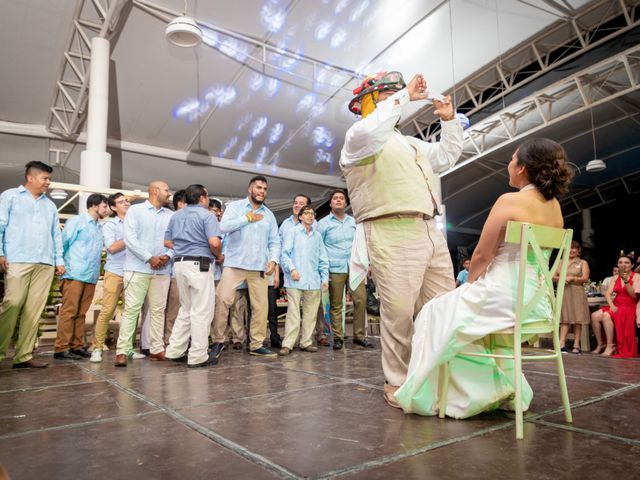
[50,189,68,200]
[586,159,606,172]
[165,16,202,47]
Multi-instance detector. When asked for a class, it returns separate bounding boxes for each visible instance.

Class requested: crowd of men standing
[0,161,371,369]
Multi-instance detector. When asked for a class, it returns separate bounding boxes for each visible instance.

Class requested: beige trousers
[364,217,454,387]
[229,289,249,343]
[91,271,123,349]
[212,267,268,351]
[164,277,180,345]
[0,263,54,363]
[283,289,322,349]
[328,272,367,341]
[55,280,96,352]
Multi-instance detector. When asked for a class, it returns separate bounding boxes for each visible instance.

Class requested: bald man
[114,181,174,367]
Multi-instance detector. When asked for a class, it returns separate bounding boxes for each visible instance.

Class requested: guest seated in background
[601,266,618,295]
[557,241,590,354]
[591,255,639,357]
[394,138,572,417]
[455,259,470,287]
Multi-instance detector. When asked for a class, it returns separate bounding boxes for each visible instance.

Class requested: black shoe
[270,337,283,349]
[366,283,380,316]
[333,339,343,350]
[70,348,92,358]
[187,354,218,368]
[141,348,150,357]
[210,342,226,359]
[353,338,374,348]
[54,350,83,360]
[167,355,188,363]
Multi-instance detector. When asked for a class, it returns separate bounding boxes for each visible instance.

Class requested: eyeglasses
[301,211,315,217]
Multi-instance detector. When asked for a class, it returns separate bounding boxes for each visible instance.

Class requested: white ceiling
[6,0,636,232]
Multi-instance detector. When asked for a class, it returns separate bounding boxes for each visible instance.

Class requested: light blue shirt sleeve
[282,228,326,290]
[123,202,173,275]
[62,214,103,284]
[0,187,64,266]
[219,199,281,271]
[124,206,153,264]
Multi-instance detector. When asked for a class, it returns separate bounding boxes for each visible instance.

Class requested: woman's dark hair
[516,138,573,200]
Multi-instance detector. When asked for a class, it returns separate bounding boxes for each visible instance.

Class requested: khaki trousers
[328,272,367,341]
[116,272,170,356]
[283,289,321,349]
[0,263,54,363]
[364,217,454,387]
[229,289,249,343]
[92,272,123,350]
[164,277,180,345]
[166,261,216,365]
[55,279,97,352]
[213,267,268,351]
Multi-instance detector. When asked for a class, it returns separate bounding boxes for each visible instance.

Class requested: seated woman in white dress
[393,138,573,418]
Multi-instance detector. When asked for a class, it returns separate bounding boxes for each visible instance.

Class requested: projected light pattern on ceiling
[260,2,287,33]
[312,126,334,148]
[173,0,402,173]
[173,84,237,122]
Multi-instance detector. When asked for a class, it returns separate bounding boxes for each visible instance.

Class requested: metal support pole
[79,36,111,212]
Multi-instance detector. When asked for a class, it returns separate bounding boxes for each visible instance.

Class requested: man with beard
[210,176,280,358]
[114,181,174,367]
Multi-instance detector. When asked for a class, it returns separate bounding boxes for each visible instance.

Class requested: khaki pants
[212,267,268,351]
[55,280,97,352]
[364,217,454,387]
[0,263,54,363]
[328,272,367,341]
[92,272,123,350]
[283,289,321,349]
[116,272,170,356]
[164,277,180,345]
[166,261,216,365]
[229,289,249,343]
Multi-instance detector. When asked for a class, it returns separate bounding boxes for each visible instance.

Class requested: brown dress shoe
[300,345,318,352]
[13,359,48,369]
[114,354,127,367]
[317,337,330,347]
[149,351,166,361]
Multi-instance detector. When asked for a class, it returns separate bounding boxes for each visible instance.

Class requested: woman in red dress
[591,255,639,358]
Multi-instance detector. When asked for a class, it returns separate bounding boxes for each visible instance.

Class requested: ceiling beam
[0,121,346,189]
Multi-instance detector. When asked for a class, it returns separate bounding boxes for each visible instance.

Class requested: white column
[79,37,111,212]
[581,208,594,249]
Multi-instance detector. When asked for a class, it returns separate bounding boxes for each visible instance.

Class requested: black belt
[174,256,212,263]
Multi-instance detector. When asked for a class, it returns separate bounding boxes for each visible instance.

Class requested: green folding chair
[437,221,573,439]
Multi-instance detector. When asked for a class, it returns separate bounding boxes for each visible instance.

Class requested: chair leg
[555,352,573,424]
[438,363,449,419]
[514,341,524,440]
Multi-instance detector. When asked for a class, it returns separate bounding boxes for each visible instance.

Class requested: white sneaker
[90,349,103,363]
[129,352,146,360]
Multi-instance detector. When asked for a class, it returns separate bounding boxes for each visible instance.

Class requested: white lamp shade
[165,16,202,47]
[50,189,68,200]
[586,159,606,172]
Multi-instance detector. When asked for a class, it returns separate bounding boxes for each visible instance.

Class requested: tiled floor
[1,342,639,479]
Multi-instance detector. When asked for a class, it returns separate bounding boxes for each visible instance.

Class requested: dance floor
[1,341,639,479]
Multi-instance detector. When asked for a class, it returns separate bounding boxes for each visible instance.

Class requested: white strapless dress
[395,244,552,418]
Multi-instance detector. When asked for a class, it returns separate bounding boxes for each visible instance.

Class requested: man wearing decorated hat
[340,71,463,408]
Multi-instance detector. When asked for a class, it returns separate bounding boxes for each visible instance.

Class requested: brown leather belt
[364,212,433,222]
